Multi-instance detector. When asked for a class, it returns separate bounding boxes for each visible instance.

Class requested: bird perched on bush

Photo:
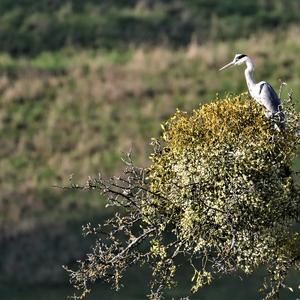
[67,93,300,300]
[219,54,285,130]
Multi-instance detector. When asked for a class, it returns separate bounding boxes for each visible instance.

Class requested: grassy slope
[1,2,300,295]
[2,27,300,290]
[0,0,300,55]
[3,26,300,200]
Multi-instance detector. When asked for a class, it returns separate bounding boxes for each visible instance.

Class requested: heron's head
[219,54,248,71]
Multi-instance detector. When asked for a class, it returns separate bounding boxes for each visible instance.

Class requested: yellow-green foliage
[66,93,300,300]
[147,93,300,296]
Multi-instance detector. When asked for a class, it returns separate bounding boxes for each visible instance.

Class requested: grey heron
[219,54,285,130]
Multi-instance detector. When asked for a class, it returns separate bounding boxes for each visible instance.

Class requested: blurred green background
[1,1,300,299]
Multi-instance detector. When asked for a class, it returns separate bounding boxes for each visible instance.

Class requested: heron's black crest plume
[236,54,247,60]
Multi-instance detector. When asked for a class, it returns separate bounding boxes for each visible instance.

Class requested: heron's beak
[219,61,234,71]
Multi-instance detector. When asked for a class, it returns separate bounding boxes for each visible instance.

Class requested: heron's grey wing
[258,82,281,114]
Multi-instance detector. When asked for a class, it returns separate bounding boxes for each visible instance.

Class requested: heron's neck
[244,58,256,91]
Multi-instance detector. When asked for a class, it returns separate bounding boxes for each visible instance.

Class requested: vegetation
[1,1,300,299]
[66,93,300,299]
[2,26,300,289]
[1,0,300,56]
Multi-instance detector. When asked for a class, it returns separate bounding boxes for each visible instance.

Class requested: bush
[66,93,300,299]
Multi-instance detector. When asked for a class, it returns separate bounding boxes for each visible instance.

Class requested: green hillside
[1,1,300,299]
[1,0,300,55]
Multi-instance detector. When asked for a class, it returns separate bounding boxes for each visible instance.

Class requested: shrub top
[146,93,300,294]
[67,93,300,300]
